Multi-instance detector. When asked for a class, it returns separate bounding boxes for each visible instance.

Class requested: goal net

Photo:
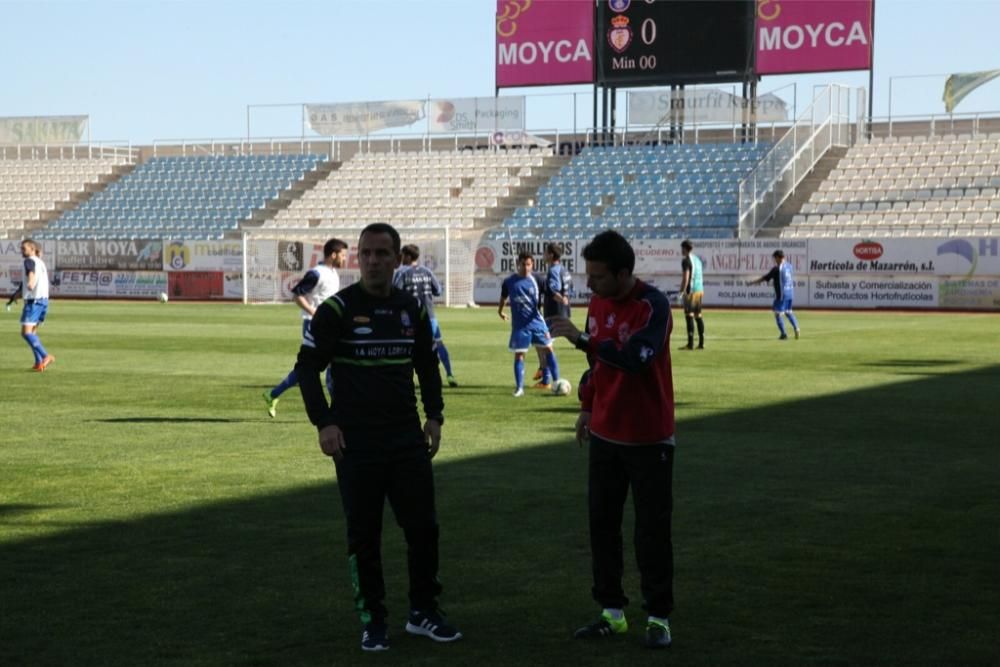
[240,225,486,306]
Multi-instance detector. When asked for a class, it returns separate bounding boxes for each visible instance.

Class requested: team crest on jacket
[605,313,616,329]
[400,311,411,327]
[617,322,631,343]
[639,345,654,362]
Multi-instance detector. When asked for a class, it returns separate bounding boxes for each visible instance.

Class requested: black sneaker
[405,608,462,642]
[361,622,390,652]
[643,618,672,649]
[574,611,628,639]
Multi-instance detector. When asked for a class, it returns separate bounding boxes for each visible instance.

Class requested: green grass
[2,302,999,665]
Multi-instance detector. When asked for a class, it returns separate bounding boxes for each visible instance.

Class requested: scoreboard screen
[597,0,755,86]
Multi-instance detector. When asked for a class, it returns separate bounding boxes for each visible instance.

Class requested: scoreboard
[596,0,755,86]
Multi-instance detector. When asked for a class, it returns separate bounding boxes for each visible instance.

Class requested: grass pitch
[2,302,998,665]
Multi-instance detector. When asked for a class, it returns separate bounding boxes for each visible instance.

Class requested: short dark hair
[324,238,347,258]
[359,223,401,254]
[681,239,693,252]
[517,250,533,263]
[772,249,785,259]
[401,244,420,261]
[582,230,635,276]
[545,242,562,260]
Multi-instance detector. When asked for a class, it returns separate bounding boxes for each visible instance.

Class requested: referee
[296,223,462,653]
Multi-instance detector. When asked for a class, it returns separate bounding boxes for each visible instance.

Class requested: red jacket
[579,280,675,445]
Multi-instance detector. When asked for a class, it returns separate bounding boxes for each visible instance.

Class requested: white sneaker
[512,388,524,397]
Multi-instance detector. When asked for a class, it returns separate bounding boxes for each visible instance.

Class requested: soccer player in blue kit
[748,249,801,340]
[18,239,55,371]
[497,251,560,397]
[393,244,458,387]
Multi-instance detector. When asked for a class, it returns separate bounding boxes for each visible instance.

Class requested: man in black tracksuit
[296,223,461,653]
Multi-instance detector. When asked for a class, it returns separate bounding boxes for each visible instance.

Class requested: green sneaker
[574,610,628,639]
[262,390,278,418]
[643,618,672,649]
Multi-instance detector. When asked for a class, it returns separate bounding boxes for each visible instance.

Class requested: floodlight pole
[867,0,876,135]
[592,83,598,146]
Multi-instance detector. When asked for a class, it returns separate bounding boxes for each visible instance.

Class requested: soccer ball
[551,378,572,396]
[158,292,169,303]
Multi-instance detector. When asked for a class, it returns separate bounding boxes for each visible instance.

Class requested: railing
[866,110,1000,140]
[339,128,562,155]
[0,142,137,161]
[610,119,793,147]
[737,85,853,238]
[150,136,337,160]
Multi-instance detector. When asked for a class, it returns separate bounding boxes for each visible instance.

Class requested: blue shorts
[509,321,551,353]
[772,297,794,314]
[21,299,48,326]
[430,318,443,342]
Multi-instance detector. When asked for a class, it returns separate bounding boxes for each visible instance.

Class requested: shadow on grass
[866,359,963,367]
[3,365,999,665]
[0,504,61,518]
[95,418,247,424]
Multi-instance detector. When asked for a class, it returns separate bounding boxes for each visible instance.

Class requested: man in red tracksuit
[548,229,675,650]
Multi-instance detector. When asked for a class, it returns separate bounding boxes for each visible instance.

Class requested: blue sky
[3,0,999,144]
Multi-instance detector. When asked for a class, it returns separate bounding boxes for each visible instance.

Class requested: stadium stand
[485,142,771,241]
[782,133,1000,238]
[267,148,565,232]
[33,154,326,240]
[8,127,998,245]
[0,156,132,239]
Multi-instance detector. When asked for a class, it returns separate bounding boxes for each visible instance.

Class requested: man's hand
[498,310,508,321]
[547,315,581,343]
[423,420,442,459]
[318,424,346,460]
[575,412,591,447]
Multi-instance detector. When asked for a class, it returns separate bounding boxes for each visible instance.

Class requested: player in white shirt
[263,238,347,417]
[19,239,55,371]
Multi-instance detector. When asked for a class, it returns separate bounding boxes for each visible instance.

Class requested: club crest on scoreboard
[608,15,632,54]
[609,0,630,12]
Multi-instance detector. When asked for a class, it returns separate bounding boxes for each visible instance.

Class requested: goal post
[240,225,488,306]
